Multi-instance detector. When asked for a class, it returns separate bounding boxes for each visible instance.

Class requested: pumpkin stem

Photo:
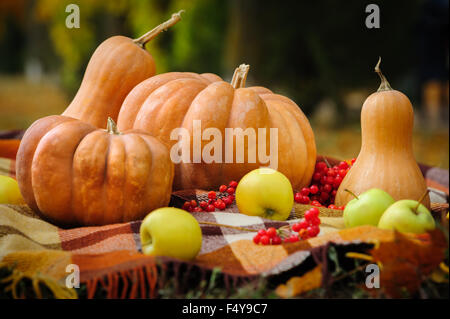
[106,117,122,135]
[231,64,250,89]
[344,189,359,200]
[413,189,429,215]
[375,57,393,92]
[133,10,184,48]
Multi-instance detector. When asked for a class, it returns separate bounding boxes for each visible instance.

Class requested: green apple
[236,168,293,221]
[378,200,435,234]
[343,188,395,228]
[140,207,202,260]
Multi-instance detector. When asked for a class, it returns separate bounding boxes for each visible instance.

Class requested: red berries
[260,235,270,245]
[208,191,217,200]
[315,162,327,172]
[290,208,322,241]
[291,223,301,232]
[293,158,356,207]
[229,181,238,188]
[287,234,299,243]
[304,207,319,220]
[266,227,277,238]
[253,208,322,245]
[300,187,310,196]
[298,219,309,229]
[309,185,319,194]
[338,161,349,170]
[272,236,282,245]
[253,227,281,245]
[183,180,238,213]
[307,225,320,237]
[222,196,232,206]
[226,187,235,195]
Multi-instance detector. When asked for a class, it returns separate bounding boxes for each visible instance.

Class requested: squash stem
[344,189,359,200]
[133,10,184,47]
[231,64,250,88]
[413,189,429,215]
[375,57,393,92]
[106,117,122,135]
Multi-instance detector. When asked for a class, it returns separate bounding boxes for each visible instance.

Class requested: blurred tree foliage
[0,0,436,114]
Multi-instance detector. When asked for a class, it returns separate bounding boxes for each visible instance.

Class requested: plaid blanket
[0,139,449,298]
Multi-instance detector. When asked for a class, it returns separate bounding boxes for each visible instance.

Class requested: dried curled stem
[133,10,184,47]
[231,64,250,89]
[375,57,393,92]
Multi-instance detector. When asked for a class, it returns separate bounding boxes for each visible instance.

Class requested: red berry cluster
[253,227,282,245]
[294,158,356,209]
[253,208,322,245]
[291,207,321,240]
[182,181,238,213]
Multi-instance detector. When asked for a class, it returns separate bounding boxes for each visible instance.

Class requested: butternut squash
[335,58,430,208]
[62,11,183,128]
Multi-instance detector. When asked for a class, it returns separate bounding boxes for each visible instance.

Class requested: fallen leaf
[369,229,448,297]
[275,265,322,298]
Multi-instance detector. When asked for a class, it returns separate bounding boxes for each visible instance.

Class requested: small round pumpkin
[16,115,174,227]
[62,11,183,128]
[117,64,316,191]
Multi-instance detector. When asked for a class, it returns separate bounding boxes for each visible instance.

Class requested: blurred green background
[0,0,448,168]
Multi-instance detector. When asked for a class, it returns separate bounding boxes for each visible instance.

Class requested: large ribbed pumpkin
[16,115,174,227]
[62,11,183,128]
[335,59,430,208]
[117,64,316,191]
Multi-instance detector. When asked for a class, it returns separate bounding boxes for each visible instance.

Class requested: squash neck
[231,64,250,89]
[133,10,184,48]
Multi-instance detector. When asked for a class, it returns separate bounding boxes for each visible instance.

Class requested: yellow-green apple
[0,175,24,204]
[343,188,395,228]
[378,199,435,234]
[235,168,293,221]
[140,207,202,260]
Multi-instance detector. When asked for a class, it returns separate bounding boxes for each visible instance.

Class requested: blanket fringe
[1,260,256,299]
[84,262,159,299]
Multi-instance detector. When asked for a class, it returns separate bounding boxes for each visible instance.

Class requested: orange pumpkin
[117,64,316,191]
[62,11,183,128]
[16,115,174,227]
[335,58,430,208]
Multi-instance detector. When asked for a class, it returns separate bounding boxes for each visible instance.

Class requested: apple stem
[198,221,256,232]
[265,208,276,217]
[413,189,430,215]
[344,189,359,200]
